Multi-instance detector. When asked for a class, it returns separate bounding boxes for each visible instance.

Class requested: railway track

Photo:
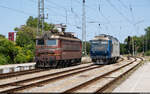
[0,62,93,80]
[0,63,105,93]
[0,69,45,80]
[63,57,142,93]
[0,57,124,80]
[0,57,131,93]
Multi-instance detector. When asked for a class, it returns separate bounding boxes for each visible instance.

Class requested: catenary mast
[82,0,87,56]
[37,0,45,33]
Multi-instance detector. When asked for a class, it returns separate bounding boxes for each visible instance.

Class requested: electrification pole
[146,32,148,52]
[143,35,145,56]
[82,0,87,56]
[132,37,134,56]
[37,0,45,33]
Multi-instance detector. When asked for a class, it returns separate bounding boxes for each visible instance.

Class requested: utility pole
[129,5,135,56]
[132,37,135,56]
[82,0,87,56]
[146,32,148,52]
[37,0,45,33]
[143,35,145,56]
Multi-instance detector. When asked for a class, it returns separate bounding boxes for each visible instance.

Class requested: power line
[39,0,82,30]
[42,1,82,30]
[97,0,112,26]
[0,4,35,16]
[106,0,132,24]
[45,0,98,25]
[74,0,101,22]
[44,0,83,32]
[118,0,129,11]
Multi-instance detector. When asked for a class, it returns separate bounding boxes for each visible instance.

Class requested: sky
[0,0,150,43]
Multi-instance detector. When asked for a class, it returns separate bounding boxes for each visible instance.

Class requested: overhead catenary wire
[45,0,85,33]
[97,0,111,23]
[75,0,112,29]
[45,0,80,27]
[45,0,84,31]
[0,4,35,16]
[106,0,132,24]
[118,0,130,11]
[74,0,102,22]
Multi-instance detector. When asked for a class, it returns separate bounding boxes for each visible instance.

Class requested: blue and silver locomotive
[90,34,120,64]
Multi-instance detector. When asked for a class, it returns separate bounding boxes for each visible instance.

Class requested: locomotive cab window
[37,39,44,45]
[90,40,108,51]
[46,39,57,46]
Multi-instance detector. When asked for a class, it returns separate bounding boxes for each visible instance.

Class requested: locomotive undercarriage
[92,57,119,65]
[35,58,81,68]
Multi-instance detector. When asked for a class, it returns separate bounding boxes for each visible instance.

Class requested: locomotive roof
[92,34,119,41]
[36,31,81,42]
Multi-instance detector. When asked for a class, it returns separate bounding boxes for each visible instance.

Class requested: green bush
[14,46,27,63]
[144,50,150,56]
[15,52,27,63]
[0,38,17,64]
[26,50,34,62]
[0,54,7,65]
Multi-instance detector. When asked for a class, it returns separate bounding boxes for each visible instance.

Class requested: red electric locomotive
[35,30,82,68]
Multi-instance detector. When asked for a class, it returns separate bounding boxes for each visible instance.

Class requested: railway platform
[0,56,91,74]
[113,60,150,92]
[0,62,35,74]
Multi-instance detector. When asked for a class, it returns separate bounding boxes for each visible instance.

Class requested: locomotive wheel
[78,58,81,64]
[68,60,70,67]
[64,60,68,68]
[66,60,69,67]
[59,61,63,68]
[52,61,58,68]
[62,61,66,68]
[56,61,61,68]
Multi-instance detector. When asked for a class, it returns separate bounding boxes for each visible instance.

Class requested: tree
[15,26,36,47]
[15,16,57,47]
[120,43,128,55]
[120,26,150,56]
[86,41,91,55]
[0,54,7,65]
[145,26,150,51]
[14,16,57,63]
[0,16,58,65]
[26,16,55,31]
[0,38,17,64]
[0,34,5,38]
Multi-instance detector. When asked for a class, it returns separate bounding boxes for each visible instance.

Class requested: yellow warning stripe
[48,54,61,56]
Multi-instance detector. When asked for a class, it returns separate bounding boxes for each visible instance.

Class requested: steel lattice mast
[37,0,45,33]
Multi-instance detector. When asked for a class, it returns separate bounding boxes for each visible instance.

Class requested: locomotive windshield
[91,40,108,51]
[46,40,57,46]
[37,39,44,45]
